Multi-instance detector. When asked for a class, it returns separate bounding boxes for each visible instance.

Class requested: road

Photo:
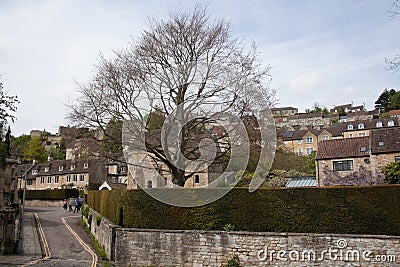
[1,206,100,267]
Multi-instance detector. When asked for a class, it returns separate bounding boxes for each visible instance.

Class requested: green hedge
[87,185,400,235]
[20,189,79,200]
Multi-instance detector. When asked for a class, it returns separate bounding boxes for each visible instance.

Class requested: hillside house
[315,127,400,186]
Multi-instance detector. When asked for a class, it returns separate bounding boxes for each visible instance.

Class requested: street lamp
[19,160,29,253]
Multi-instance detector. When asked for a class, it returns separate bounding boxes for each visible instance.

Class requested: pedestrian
[69,198,74,212]
[63,199,68,212]
[74,198,81,213]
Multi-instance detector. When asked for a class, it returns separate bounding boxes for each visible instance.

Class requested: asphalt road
[22,207,99,267]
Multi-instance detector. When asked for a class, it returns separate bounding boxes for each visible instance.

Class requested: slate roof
[341,118,398,131]
[370,127,400,154]
[316,137,370,160]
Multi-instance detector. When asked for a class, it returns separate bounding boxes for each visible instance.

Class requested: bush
[96,215,102,226]
[383,161,400,184]
[87,186,400,235]
[20,189,79,200]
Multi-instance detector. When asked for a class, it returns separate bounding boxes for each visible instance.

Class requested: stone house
[340,118,398,138]
[16,159,107,191]
[315,127,400,186]
[279,126,343,156]
[271,107,298,117]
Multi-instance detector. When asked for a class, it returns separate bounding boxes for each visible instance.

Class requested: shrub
[87,186,400,235]
[96,215,102,226]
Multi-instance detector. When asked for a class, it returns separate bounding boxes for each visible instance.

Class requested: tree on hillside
[382,161,400,184]
[47,146,65,160]
[23,137,47,163]
[68,6,277,186]
[0,80,19,168]
[375,89,398,112]
[10,134,31,159]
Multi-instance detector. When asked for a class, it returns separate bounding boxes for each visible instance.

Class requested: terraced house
[16,159,106,190]
[316,127,400,186]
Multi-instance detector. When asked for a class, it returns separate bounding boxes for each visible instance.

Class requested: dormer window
[44,167,49,172]
[358,123,364,129]
[347,124,354,130]
[84,163,89,169]
[388,120,394,127]
[378,141,384,147]
[376,121,383,128]
[59,165,64,171]
[32,170,38,175]
[71,164,75,170]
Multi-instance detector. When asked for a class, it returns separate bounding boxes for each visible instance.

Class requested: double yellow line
[20,213,51,266]
[20,213,98,267]
[61,216,98,267]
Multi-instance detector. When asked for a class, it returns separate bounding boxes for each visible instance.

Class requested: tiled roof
[342,118,398,131]
[370,127,400,154]
[316,137,370,160]
[389,110,400,117]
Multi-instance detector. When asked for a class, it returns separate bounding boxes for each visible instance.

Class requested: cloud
[288,71,326,93]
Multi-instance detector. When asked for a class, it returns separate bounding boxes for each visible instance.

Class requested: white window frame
[306,137,313,144]
[347,124,354,130]
[388,120,394,127]
[358,123,364,129]
[376,121,383,127]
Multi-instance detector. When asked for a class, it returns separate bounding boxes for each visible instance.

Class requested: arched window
[347,124,353,130]
[388,120,394,127]
[358,123,364,129]
[147,180,153,189]
[376,121,383,128]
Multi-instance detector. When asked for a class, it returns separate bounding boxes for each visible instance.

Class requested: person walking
[63,199,68,211]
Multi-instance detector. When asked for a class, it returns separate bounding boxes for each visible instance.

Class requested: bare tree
[68,6,276,187]
[386,1,400,73]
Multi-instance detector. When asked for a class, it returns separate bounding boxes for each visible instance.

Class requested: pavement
[0,210,42,266]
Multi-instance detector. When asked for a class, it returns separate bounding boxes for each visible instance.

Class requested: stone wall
[87,208,400,266]
[0,209,19,255]
[24,199,63,207]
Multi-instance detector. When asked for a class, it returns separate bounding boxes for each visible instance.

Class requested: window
[66,175,71,182]
[195,175,200,184]
[71,164,75,170]
[40,176,45,183]
[306,147,313,155]
[376,121,383,127]
[32,170,38,175]
[358,132,366,137]
[147,180,153,189]
[378,141,384,147]
[358,123,364,129]
[121,166,126,172]
[54,176,59,183]
[349,133,353,138]
[27,180,32,186]
[298,149,302,156]
[44,167,49,172]
[322,135,329,141]
[84,163,89,169]
[47,176,51,183]
[59,165,64,171]
[388,120,394,127]
[306,137,313,144]
[73,175,77,182]
[347,124,354,130]
[395,156,400,162]
[79,174,85,181]
[298,140,302,144]
[333,160,353,171]
[360,147,366,152]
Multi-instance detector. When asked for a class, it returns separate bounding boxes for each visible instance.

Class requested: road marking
[20,213,51,267]
[62,216,98,267]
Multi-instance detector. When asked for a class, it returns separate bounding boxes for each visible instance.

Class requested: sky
[0,0,399,136]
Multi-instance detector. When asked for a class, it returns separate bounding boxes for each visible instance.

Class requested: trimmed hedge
[87,185,400,235]
[20,189,79,200]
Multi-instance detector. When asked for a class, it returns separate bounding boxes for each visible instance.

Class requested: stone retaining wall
[87,208,400,266]
[24,199,63,207]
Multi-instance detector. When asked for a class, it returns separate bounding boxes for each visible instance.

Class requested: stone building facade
[316,127,400,186]
[15,159,106,191]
